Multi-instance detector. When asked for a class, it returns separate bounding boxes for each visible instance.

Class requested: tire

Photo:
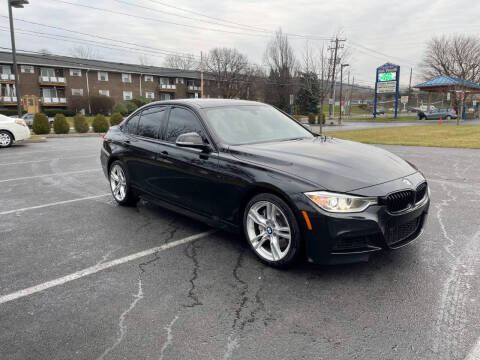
[243,193,302,268]
[446,115,452,120]
[109,160,137,206]
[421,116,426,120]
[0,130,13,148]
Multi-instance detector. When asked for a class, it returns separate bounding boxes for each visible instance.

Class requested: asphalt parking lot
[1,137,479,360]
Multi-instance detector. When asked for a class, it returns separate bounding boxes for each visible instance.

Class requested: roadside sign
[473,100,477,106]
[376,81,396,94]
[447,92,450,101]
[328,98,334,105]
[289,94,294,105]
[401,96,409,104]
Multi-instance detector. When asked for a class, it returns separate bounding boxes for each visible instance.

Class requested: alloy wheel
[110,164,127,202]
[0,132,12,147]
[246,200,292,262]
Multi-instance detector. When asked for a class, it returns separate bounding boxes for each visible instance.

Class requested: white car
[0,114,31,148]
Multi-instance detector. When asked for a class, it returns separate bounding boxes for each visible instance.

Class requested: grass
[328,125,480,149]
[28,135,45,140]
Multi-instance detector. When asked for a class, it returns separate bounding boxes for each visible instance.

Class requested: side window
[165,107,204,143]
[137,107,167,139]
[124,113,140,134]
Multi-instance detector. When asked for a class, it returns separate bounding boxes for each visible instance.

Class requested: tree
[263,29,297,111]
[69,95,88,114]
[421,35,480,82]
[70,45,101,60]
[90,95,114,115]
[163,54,198,70]
[205,47,250,99]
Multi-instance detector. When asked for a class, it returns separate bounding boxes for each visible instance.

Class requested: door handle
[159,150,169,158]
[124,139,131,146]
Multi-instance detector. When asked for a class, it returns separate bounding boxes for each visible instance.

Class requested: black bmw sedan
[100,99,430,268]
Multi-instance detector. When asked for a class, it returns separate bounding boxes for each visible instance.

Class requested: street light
[8,0,29,118]
[338,63,349,124]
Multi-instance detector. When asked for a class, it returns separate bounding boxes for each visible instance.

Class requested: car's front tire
[243,193,302,268]
[446,115,452,120]
[109,161,137,206]
[0,130,13,148]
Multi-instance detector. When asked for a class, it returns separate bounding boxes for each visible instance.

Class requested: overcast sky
[2,0,480,88]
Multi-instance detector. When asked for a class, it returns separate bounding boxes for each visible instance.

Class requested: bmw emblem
[266,227,273,234]
[402,178,413,187]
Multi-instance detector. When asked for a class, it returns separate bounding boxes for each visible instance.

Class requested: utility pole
[328,37,346,118]
[338,63,349,124]
[8,0,29,118]
[200,51,204,98]
[407,67,412,110]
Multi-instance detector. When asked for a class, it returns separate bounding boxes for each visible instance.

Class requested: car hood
[228,137,417,193]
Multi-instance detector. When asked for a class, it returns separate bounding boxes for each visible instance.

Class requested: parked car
[374,108,385,115]
[418,108,457,120]
[100,99,430,268]
[0,114,31,148]
[22,113,35,127]
[419,105,437,112]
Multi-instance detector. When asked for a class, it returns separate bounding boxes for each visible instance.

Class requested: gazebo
[415,75,480,123]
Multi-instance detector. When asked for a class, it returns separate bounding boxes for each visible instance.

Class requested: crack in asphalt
[96,278,144,360]
[183,240,203,308]
[158,315,179,360]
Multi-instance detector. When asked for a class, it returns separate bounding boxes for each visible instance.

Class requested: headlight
[15,119,26,127]
[304,191,377,213]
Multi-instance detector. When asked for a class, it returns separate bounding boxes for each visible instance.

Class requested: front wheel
[446,115,452,120]
[0,131,13,148]
[243,193,302,268]
[109,161,137,206]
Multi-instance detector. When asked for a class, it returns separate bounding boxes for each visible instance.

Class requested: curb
[44,133,104,138]
[23,137,47,143]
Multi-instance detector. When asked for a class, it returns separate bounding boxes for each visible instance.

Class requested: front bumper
[14,125,31,142]
[294,173,430,264]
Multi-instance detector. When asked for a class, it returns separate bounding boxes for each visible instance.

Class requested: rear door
[155,106,218,216]
[124,106,169,196]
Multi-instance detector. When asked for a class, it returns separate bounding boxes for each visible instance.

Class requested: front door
[155,106,218,216]
[22,95,39,113]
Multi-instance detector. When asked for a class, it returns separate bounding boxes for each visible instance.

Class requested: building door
[23,95,40,113]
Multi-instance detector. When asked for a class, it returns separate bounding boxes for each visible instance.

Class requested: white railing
[0,74,15,81]
[160,84,176,90]
[188,85,201,91]
[39,76,67,83]
[42,97,52,103]
[60,98,67,103]
[2,96,15,102]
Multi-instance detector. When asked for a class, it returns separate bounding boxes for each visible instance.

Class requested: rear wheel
[446,115,452,120]
[0,130,13,148]
[109,161,137,206]
[243,193,302,268]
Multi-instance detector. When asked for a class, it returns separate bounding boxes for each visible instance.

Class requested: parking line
[0,230,214,305]
[466,337,480,360]
[0,169,101,183]
[0,155,96,166]
[0,193,110,216]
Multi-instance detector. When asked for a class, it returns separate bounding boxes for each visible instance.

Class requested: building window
[160,93,171,101]
[144,75,153,82]
[160,77,175,85]
[123,91,133,100]
[145,91,154,99]
[98,71,109,81]
[40,68,55,77]
[122,73,132,83]
[1,65,12,75]
[70,69,82,77]
[71,88,83,96]
[99,89,110,96]
[20,65,34,74]
[175,78,184,84]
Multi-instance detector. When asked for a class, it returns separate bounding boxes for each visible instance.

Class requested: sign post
[374,63,400,119]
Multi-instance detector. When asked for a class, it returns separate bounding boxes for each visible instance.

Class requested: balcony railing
[39,76,67,84]
[0,74,15,81]
[160,84,176,90]
[1,96,17,103]
[187,85,201,91]
[42,97,67,104]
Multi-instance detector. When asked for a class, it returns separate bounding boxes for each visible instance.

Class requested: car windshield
[203,105,314,145]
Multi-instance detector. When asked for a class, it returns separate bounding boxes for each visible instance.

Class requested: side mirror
[176,132,210,151]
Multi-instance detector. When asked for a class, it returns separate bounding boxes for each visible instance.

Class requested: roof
[415,75,480,91]
[0,51,213,79]
[149,98,264,109]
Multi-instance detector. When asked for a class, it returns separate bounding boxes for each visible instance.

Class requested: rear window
[137,107,167,139]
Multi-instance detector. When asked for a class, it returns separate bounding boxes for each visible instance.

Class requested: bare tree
[138,54,151,66]
[38,48,52,55]
[163,54,199,70]
[205,47,250,98]
[421,34,480,82]
[70,45,101,60]
[263,28,297,111]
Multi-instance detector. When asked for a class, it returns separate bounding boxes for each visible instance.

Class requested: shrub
[91,114,109,133]
[90,95,114,115]
[53,113,70,134]
[307,112,316,124]
[317,113,326,124]
[126,101,138,114]
[73,113,89,133]
[113,103,128,115]
[32,113,50,134]
[0,109,27,116]
[44,109,75,117]
[109,112,123,126]
[132,96,151,107]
